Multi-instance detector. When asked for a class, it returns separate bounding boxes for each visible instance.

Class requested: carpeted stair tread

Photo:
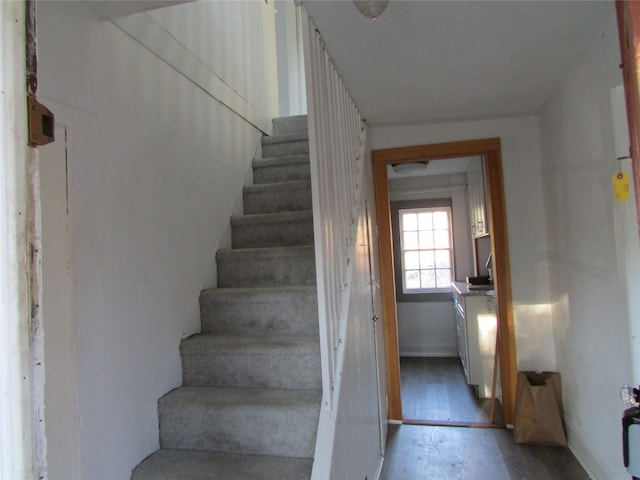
[181,333,319,354]
[252,154,311,184]
[216,245,316,288]
[244,179,311,193]
[272,115,308,136]
[199,286,318,335]
[131,449,313,480]
[243,180,312,215]
[261,132,309,145]
[261,133,309,157]
[180,334,321,389]
[231,210,313,226]
[230,211,313,248]
[253,154,310,169]
[159,386,321,458]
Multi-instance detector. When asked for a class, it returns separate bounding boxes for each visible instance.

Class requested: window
[399,207,453,293]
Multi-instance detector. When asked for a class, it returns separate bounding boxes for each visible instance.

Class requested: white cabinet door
[455,305,469,380]
[454,294,497,398]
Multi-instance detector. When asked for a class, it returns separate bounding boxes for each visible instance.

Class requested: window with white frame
[399,207,453,293]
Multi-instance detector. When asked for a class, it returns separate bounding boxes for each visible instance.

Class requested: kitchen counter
[452,281,495,297]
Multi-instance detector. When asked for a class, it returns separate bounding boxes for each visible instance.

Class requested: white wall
[275,0,307,116]
[40,128,80,480]
[37,2,279,479]
[389,173,473,356]
[538,9,635,479]
[372,116,557,372]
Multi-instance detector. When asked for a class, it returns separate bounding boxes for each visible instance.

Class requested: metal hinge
[27,96,55,147]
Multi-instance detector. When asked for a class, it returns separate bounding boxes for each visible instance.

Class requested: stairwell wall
[36,2,279,479]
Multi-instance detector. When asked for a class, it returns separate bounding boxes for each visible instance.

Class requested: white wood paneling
[303,10,386,478]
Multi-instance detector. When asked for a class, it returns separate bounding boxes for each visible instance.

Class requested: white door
[365,200,388,454]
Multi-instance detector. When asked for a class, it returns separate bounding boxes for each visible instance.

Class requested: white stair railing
[302,14,367,412]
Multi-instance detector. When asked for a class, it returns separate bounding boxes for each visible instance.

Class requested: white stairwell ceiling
[302,0,614,126]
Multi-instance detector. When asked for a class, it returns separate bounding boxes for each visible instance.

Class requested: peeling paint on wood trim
[25,0,37,95]
[25,1,47,478]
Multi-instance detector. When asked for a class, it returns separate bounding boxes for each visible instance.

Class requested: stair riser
[216,249,316,288]
[232,220,314,249]
[273,116,308,136]
[181,352,321,389]
[200,288,319,335]
[262,140,309,158]
[159,395,320,458]
[253,163,311,184]
[244,186,311,215]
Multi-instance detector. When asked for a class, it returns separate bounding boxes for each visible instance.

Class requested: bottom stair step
[131,449,313,480]
[159,386,321,458]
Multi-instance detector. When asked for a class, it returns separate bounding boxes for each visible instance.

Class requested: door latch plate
[27,96,55,147]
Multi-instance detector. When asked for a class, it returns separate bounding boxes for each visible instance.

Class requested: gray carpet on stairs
[131,115,319,480]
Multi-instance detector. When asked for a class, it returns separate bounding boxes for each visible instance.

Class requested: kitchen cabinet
[467,158,489,238]
[452,282,497,398]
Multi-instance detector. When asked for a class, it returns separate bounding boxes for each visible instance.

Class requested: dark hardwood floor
[379,424,590,480]
[400,356,503,425]
[387,356,589,480]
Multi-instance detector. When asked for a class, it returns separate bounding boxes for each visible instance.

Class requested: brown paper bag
[513,371,567,446]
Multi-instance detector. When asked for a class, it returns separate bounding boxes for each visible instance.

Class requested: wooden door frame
[372,138,517,424]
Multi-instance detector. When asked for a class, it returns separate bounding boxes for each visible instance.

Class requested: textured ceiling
[302,0,615,126]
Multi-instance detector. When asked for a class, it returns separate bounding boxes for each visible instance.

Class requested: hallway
[379,424,590,480]
[400,357,503,425]
[386,357,590,479]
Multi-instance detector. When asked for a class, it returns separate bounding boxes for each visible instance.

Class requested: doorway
[372,138,517,425]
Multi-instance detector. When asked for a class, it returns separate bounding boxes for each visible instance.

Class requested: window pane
[399,206,453,294]
[433,211,449,229]
[405,270,420,289]
[436,269,451,287]
[403,231,419,250]
[434,230,450,248]
[417,212,432,230]
[435,249,450,268]
[418,230,434,249]
[402,213,417,231]
[420,250,435,269]
[404,251,420,269]
[420,270,436,289]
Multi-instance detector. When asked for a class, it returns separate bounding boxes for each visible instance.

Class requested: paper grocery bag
[513,371,567,446]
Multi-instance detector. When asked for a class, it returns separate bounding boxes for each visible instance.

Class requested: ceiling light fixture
[353,0,389,20]
[391,161,429,175]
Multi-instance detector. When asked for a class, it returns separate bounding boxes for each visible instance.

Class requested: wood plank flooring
[379,424,590,480]
[389,356,589,480]
[400,356,503,425]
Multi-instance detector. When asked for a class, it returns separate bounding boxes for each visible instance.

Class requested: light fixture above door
[391,161,429,175]
[353,0,389,20]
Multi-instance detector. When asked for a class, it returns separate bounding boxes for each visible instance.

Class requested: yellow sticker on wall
[613,172,630,202]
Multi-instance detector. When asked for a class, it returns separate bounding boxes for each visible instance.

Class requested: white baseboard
[565,421,625,480]
[372,455,385,480]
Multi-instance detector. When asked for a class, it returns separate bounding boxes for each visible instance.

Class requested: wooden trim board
[372,138,517,425]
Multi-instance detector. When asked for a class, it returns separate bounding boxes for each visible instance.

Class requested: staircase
[131,115,321,480]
